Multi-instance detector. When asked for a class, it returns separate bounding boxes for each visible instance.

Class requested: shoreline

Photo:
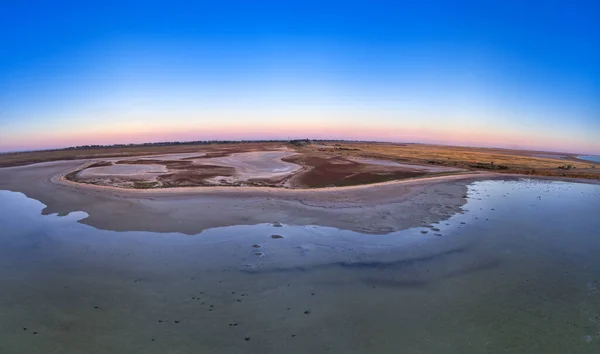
[1,159,599,235]
[56,165,488,195]
[575,155,600,164]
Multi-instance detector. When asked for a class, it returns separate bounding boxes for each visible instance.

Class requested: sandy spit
[2,159,591,235]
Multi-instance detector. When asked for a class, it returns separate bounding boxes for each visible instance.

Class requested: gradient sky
[1,0,599,153]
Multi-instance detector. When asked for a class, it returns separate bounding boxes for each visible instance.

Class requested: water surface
[1,179,599,353]
[579,155,600,163]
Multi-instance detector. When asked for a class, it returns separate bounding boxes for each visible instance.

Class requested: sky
[0,0,599,154]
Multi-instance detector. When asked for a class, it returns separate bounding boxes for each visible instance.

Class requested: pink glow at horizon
[2,123,597,155]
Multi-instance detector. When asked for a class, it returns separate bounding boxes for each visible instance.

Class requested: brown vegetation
[294,142,600,180]
[283,155,426,188]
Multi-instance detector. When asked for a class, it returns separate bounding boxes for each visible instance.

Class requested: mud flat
[0,158,492,235]
[78,164,167,176]
[1,148,598,235]
[198,151,302,184]
[36,147,471,189]
[65,149,304,188]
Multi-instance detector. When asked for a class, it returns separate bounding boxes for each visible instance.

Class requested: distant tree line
[56,139,382,151]
[0,139,405,155]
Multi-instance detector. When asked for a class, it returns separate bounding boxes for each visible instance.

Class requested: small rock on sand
[271,235,284,239]
[272,222,283,227]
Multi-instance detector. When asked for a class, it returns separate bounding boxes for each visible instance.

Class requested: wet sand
[0,159,496,235]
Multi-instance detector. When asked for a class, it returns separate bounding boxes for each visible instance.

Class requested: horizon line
[0,138,591,157]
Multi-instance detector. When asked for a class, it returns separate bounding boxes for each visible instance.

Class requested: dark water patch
[240,247,469,274]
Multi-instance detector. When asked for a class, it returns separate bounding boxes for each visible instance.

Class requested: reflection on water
[0,179,599,353]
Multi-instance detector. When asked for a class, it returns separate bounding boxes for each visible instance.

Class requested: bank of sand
[2,159,589,235]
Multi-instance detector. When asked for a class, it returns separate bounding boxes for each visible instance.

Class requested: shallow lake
[579,155,600,163]
[1,179,599,353]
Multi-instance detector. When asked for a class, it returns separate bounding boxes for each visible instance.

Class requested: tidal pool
[200,151,301,182]
[0,179,599,353]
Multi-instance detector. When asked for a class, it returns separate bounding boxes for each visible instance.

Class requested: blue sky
[1,0,599,153]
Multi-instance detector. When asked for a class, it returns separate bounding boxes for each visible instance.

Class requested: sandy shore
[1,159,596,235]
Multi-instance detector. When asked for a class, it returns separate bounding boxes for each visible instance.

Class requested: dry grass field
[298,142,600,180]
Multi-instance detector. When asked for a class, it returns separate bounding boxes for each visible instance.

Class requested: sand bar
[1,158,597,235]
[0,159,480,234]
